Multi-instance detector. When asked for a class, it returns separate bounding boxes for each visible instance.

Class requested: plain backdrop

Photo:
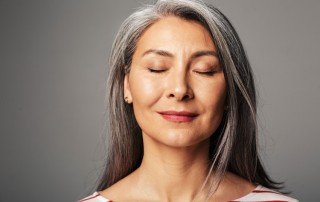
[1,0,319,201]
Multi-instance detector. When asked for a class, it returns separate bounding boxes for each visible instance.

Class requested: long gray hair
[97,0,282,196]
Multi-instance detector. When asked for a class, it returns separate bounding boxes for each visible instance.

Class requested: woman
[80,0,298,201]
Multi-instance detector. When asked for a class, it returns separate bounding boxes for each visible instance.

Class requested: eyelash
[148,68,166,73]
[147,68,217,75]
[194,70,217,76]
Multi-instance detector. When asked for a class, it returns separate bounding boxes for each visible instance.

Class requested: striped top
[230,185,298,202]
[79,185,298,202]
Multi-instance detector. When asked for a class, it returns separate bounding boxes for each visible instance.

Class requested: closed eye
[148,68,167,73]
[193,70,217,76]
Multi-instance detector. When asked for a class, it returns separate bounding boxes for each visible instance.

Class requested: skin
[100,16,255,202]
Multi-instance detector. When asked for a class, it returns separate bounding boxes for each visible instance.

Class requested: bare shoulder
[99,177,132,201]
[223,171,257,191]
[214,171,257,201]
[99,171,143,202]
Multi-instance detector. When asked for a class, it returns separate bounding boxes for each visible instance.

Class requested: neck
[135,134,211,201]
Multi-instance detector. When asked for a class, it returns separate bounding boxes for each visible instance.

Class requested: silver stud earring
[124,97,129,103]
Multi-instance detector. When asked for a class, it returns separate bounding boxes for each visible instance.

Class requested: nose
[165,69,194,101]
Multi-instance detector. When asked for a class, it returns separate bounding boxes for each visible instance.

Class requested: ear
[123,74,132,104]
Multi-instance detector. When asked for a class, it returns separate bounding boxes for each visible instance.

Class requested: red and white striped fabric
[231,185,298,202]
[78,192,112,202]
[78,185,298,202]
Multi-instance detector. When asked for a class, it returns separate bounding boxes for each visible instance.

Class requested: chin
[147,129,211,148]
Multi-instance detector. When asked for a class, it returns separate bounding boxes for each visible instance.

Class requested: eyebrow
[142,49,218,59]
[142,49,174,57]
[190,50,218,59]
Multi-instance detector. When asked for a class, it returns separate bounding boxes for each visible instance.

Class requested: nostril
[182,94,190,100]
[168,92,192,101]
[166,81,194,100]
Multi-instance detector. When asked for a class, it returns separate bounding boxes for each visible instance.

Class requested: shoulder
[78,192,112,202]
[232,185,299,202]
[96,171,141,201]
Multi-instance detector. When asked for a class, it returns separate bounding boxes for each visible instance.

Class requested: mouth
[158,111,198,122]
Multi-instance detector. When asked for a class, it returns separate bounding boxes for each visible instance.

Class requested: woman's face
[124,16,226,148]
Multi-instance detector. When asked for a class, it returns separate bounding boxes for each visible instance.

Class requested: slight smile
[158,111,198,122]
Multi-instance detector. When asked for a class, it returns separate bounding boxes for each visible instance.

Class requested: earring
[124,96,129,103]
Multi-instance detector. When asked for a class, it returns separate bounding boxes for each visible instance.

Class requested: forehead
[134,16,216,56]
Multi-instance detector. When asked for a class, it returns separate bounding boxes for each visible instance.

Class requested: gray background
[1,0,319,201]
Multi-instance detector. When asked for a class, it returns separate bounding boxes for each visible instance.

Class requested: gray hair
[98,0,282,198]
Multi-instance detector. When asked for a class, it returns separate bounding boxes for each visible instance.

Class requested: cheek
[129,76,163,139]
[201,91,226,137]
[199,80,226,106]
[199,81,226,124]
[129,74,162,106]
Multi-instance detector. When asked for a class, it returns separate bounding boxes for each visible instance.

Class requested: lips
[158,111,198,122]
